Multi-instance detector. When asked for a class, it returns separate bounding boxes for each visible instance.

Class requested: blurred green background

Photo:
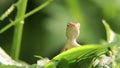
[0,0,120,64]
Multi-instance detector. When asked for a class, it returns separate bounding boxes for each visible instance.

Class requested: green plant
[0,0,120,68]
[0,0,52,67]
[0,0,52,60]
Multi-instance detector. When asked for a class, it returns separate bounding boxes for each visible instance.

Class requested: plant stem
[0,0,52,34]
[10,0,27,60]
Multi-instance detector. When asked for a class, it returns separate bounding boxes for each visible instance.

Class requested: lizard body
[61,22,80,52]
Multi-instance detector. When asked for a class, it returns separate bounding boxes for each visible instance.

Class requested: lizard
[61,22,80,52]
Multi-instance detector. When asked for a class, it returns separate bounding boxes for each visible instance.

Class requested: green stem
[10,0,27,60]
[0,0,52,34]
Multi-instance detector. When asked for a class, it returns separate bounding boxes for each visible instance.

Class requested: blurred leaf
[102,20,111,43]
[29,64,36,68]
[93,0,120,34]
[36,58,50,68]
[44,61,56,68]
[0,4,15,20]
[0,65,25,68]
[34,55,43,59]
[93,55,115,68]
[0,47,22,66]
[115,46,120,64]
[114,34,120,42]
[102,19,115,43]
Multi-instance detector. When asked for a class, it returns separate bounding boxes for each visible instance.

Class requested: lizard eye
[67,23,70,27]
[67,22,75,27]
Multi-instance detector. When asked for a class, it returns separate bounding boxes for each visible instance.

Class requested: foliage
[0,0,120,68]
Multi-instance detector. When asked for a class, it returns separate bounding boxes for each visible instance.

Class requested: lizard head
[66,22,80,40]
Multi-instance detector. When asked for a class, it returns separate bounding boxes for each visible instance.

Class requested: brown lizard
[61,22,80,52]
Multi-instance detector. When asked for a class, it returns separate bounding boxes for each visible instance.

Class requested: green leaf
[102,19,115,43]
[102,20,111,42]
[0,4,15,20]
[56,59,69,68]
[53,45,108,60]
[34,55,43,59]
[52,45,109,68]
[44,61,56,68]
[69,57,94,68]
